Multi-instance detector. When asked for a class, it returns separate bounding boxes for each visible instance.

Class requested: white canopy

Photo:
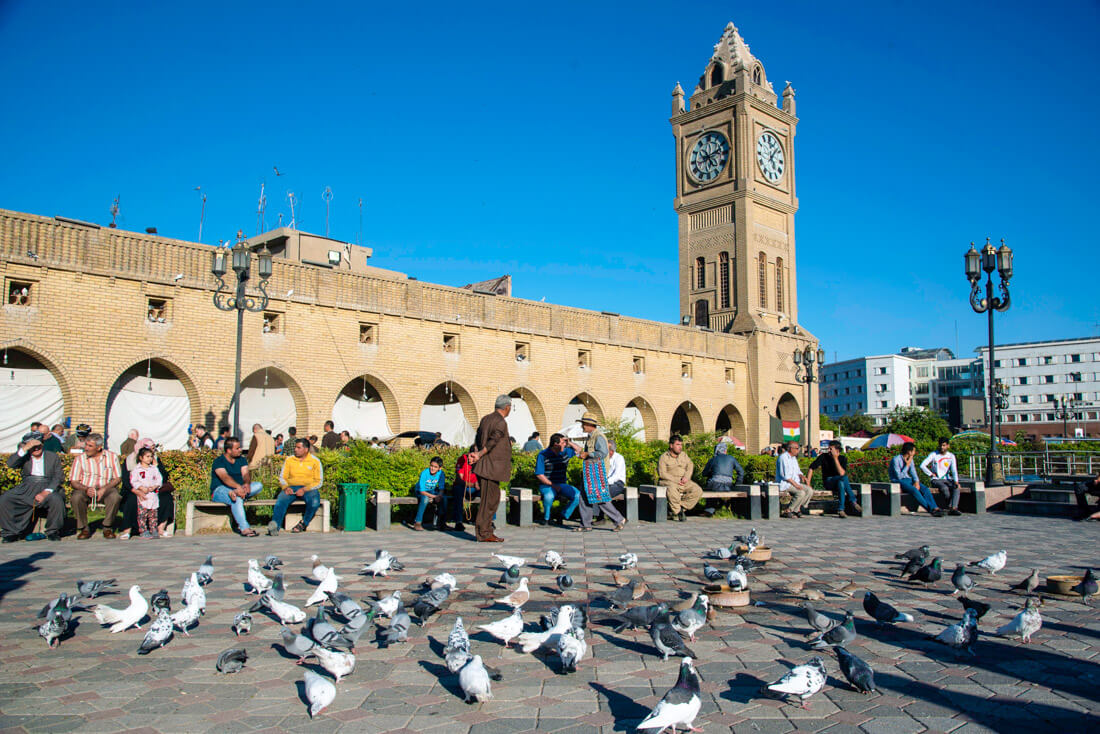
[420,404,475,447]
[620,405,645,439]
[332,394,394,440]
[235,372,297,438]
[505,397,537,444]
[0,367,64,453]
[106,374,190,453]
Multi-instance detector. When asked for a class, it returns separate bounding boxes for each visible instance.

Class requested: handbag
[582,459,611,504]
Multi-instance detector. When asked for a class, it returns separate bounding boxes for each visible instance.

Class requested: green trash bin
[338,483,370,531]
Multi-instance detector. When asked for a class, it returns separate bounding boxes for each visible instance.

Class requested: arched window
[775,256,784,313]
[695,298,709,327]
[719,252,730,309]
[710,64,724,87]
[758,252,767,308]
[752,66,762,85]
[696,256,706,289]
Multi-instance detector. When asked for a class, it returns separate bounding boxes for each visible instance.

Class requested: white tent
[561,400,588,439]
[332,394,394,440]
[620,405,645,439]
[106,374,190,453]
[420,404,475,447]
[505,397,537,444]
[0,366,64,453]
[235,373,297,438]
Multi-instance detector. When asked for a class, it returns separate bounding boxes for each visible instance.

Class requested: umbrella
[860,433,914,450]
[719,435,746,449]
[951,430,1017,446]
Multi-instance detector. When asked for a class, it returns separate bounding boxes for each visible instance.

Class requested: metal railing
[964,451,1098,480]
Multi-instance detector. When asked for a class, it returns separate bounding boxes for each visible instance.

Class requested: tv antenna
[194,187,206,242]
[322,186,333,237]
[109,196,120,228]
[287,191,297,230]
[358,197,363,246]
[257,181,267,234]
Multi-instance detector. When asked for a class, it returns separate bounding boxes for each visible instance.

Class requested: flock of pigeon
[29,528,1098,731]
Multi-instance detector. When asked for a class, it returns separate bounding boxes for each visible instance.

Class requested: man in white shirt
[920,437,961,515]
[776,442,813,518]
[1,432,65,542]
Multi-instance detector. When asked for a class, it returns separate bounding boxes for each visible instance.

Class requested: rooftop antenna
[277,213,284,227]
[109,196,120,228]
[194,187,206,242]
[257,181,267,234]
[287,191,297,230]
[357,197,363,246]
[322,186,333,237]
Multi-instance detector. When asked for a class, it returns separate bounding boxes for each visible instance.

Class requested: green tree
[883,406,951,443]
[819,413,839,434]
[836,414,876,436]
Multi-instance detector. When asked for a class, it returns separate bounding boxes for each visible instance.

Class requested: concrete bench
[372,489,502,531]
[1049,474,1093,486]
[958,480,986,514]
[705,484,763,520]
[507,487,534,527]
[868,482,902,516]
[184,499,330,536]
[638,485,666,522]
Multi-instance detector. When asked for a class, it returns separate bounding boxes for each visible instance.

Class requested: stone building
[0,22,818,453]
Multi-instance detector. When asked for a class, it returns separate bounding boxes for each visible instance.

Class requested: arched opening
[561,392,604,438]
[694,298,709,327]
[695,256,706,289]
[670,401,704,437]
[710,63,724,87]
[758,252,768,308]
[753,66,762,85]
[333,374,400,440]
[231,367,306,438]
[716,404,747,447]
[621,397,658,441]
[777,392,801,422]
[0,347,65,452]
[774,391,803,445]
[106,359,195,453]
[420,382,478,447]
[506,387,546,444]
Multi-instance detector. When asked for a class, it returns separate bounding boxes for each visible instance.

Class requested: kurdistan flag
[782,421,801,442]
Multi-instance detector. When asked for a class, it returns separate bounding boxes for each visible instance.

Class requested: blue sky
[1,1,1097,361]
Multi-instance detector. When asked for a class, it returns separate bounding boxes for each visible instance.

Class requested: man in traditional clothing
[1,432,65,542]
[469,395,512,542]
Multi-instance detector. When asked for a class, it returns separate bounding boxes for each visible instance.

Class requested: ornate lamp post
[793,344,826,447]
[965,237,1012,485]
[1055,395,1083,440]
[212,230,273,439]
[993,379,1009,440]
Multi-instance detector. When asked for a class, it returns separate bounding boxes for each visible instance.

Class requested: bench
[703,484,763,520]
[958,480,986,514]
[1049,474,1094,486]
[638,485,666,522]
[372,489,503,531]
[868,482,902,516]
[184,499,330,536]
[519,486,639,525]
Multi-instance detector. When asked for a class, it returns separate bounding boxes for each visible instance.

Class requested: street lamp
[793,344,825,447]
[993,379,1009,440]
[965,237,1012,485]
[1056,395,1083,440]
[212,230,273,439]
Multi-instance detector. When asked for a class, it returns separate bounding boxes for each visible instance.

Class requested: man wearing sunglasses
[1,431,65,542]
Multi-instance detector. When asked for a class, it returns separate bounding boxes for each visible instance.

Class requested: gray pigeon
[249,572,286,612]
[610,602,668,633]
[458,655,493,702]
[637,657,702,732]
[862,592,914,626]
[933,608,979,655]
[262,555,283,570]
[556,574,574,593]
[951,564,975,596]
[651,617,697,660]
[499,565,522,587]
[338,609,375,650]
[899,556,924,578]
[895,544,930,562]
[1071,569,1098,604]
[137,608,174,655]
[671,595,708,642]
[232,612,252,636]
[38,609,68,648]
[601,580,636,609]
[1009,569,1039,595]
[811,611,856,649]
[835,646,876,693]
[307,606,346,649]
[702,563,724,582]
[38,593,76,623]
[150,589,171,612]
[444,616,472,673]
[802,602,832,635]
[197,555,214,586]
[216,647,248,674]
[280,627,316,661]
[379,604,410,646]
[413,585,451,622]
[326,591,363,621]
[76,579,116,599]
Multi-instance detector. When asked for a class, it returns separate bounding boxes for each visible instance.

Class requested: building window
[1042,374,1054,383]
[1019,414,1029,422]
[1015,376,1029,386]
[874,367,888,375]
[1015,358,1027,367]
[262,311,282,334]
[875,384,887,393]
[1069,372,1083,382]
[1043,355,1054,365]
[694,298,709,327]
[443,333,459,353]
[878,400,889,409]
[775,256,784,313]
[1046,413,1057,421]
[6,279,32,306]
[681,362,693,379]
[724,367,734,383]
[993,360,1002,368]
[1069,354,1082,363]
[1007,414,1016,422]
[146,297,169,323]
[710,63,724,86]
[719,252,730,308]
[696,256,706,289]
[633,356,645,375]
[1018,395,1030,404]
[359,323,377,344]
[752,66,762,85]
[515,342,529,362]
[758,252,767,308]
[577,349,591,369]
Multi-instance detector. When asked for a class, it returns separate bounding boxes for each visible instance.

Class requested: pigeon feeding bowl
[1046,575,1083,596]
[702,584,750,608]
[736,545,772,561]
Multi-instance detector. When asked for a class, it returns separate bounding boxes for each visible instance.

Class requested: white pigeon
[544,550,566,570]
[312,645,356,682]
[494,577,529,609]
[478,608,524,652]
[969,550,1007,576]
[619,552,638,570]
[303,669,336,718]
[430,573,458,591]
[459,655,493,702]
[247,559,273,594]
[94,585,149,633]
[557,627,586,671]
[492,553,525,570]
[638,657,703,732]
[170,601,202,635]
[933,608,978,654]
[182,572,206,613]
[517,603,575,653]
[444,616,472,673]
[996,597,1042,643]
[138,608,174,654]
[311,554,333,581]
[362,555,395,577]
[306,570,340,607]
[726,567,748,591]
[766,656,827,709]
[263,595,307,624]
[373,590,402,617]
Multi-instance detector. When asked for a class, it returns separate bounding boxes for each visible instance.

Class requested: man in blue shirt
[210,438,264,536]
[889,442,943,516]
[412,456,447,531]
[534,433,581,526]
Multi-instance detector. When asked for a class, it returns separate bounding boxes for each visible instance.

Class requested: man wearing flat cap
[1,432,66,542]
[469,394,512,542]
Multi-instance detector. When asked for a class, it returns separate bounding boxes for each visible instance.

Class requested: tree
[883,406,951,443]
[819,413,839,434]
[836,414,876,436]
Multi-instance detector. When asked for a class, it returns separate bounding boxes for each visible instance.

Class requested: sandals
[240,528,259,537]
[291,522,307,533]
[612,521,627,532]
[571,526,592,533]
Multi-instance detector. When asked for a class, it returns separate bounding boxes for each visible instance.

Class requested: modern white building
[820,349,953,426]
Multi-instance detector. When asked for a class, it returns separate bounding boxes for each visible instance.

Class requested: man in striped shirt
[69,433,122,539]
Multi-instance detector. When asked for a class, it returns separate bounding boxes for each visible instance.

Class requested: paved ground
[0,512,1097,734]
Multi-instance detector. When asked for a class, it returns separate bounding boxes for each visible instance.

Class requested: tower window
[710,64,724,87]
[359,323,377,344]
[147,297,169,323]
[515,342,529,362]
[758,252,767,309]
[696,256,705,289]
[753,66,762,85]
[694,298,709,327]
[443,333,459,353]
[719,252,730,309]
[775,256,784,313]
[578,349,591,369]
[633,356,645,375]
[7,280,32,306]
[681,362,693,379]
[262,311,282,334]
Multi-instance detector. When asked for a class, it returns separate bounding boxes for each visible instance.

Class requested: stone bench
[372,489,503,531]
[638,485,666,522]
[704,484,763,520]
[520,486,639,525]
[868,482,902,516]
[184,499,330,536]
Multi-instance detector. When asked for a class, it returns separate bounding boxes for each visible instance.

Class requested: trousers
[1075,480,1100,516]
[664,480,703,513]
[782,482,814,513]
[443,483,477,524]
[576,492,624,527]
[823,475,859,509]
[0,487,65,538]
[70,486,122,530]
[272,487,321,528]
[475,477,501,540]
[121,490,175,534]
[899,479,939,512]
[211,482,264,531]
[929,478,960,509]
[538,484,580,521]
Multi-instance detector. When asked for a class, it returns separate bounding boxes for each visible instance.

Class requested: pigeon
[863,591,914,626]
[444,616,472,672]
[170,600,203,635]
[766,656,827,709]
[270,573,287,601]
[216,647,248,674]
[312,645,356,681]
[996,597,1042,643]
[493,553,526,570]
[969,550,1007,576]
[611,570,633,587]
[895,544,930,562]
[232,612,253,636]
[498,565,523,587]
[557,627,586,672]
[600,579,636,609]
[311,554,333,581]
[711,543,736,559]
[150,589,171,612]
[951,564,975,596]
[803,589,825,601]
[733,553,762,572]
[337,608,374,650]
[181,572,206,613]
[94,585,148,633]
[802,602,833,636]
[1070,569,1098,604]
[303,669,336,717]
[258,594,306,625]
[517,605,576,654]
[811,611,856,649]
[909,557,943,584]
[38,609,68,648]
[306,569,339,607]
[197,555,214,586]
[834,646,876,694]
[38,593,76,623]
[368,590,402,618]
[933,608,979,655]
[899,556,924,578]
[262,555,284,571]
[609,602,669,633]
[414,585,451,622]
[281,626,317,661]
[544,550,566,570]
[75,579,116,599]
[556,574,574,593]
[247,559,273,594]
[545,604,587,634]
[671,594,708,642]
[138,608,174,654]
[619,552,638,570]
[458,655,493,702]
[479,608,523,652]
[702,563,724,582]
[651,616,697,660]
[361,554,399,577]
[327,591,363,621]
[958,596,991,620]
[785,579,806,595]
[307,606,346,648]
[638,657,702,731]
[735,527,762,552]
[429,573,457,591]
[494,577,530,609]
[726,567,748,592]
[1009,569,1040,595]
[836,580,860,597]
[378,604,410,646]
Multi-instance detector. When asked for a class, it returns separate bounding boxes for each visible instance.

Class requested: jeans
[824,475,858,510]
[272,486,321,529]
[929,478,960,509]
[414,492,442,523]
[211,482,263,531]
[898,479,939,513]
[539,484,579,522]
[443,483,476,524]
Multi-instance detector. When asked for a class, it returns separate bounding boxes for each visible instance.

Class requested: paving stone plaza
[0,513,1096,734]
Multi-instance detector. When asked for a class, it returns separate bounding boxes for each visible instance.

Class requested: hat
[137,437,155,450]
[578,412,599,427]
[75,423,91,436]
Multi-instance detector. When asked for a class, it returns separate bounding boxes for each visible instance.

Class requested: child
[412,456,447,531]
[130,447,163,538]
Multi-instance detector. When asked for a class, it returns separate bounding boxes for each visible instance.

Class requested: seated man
[268,438,322,535]
[890,442,943,517]
[920,437,962,516]
[411,455,447,531]
[534,433,581,526]
[702,442,745,490]
[807,440,861,517]
[210,437,264,536]
[1,432,65,542]
[69,433,123,539]
[1075,471,1100,521]
[658,435,703,522]
[776,441,813,518]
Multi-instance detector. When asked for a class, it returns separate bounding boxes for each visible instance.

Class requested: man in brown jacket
[247,423,276,471]
[657,434,702,521]
[469,394,512,542]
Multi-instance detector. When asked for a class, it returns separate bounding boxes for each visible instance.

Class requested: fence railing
[964,451,1098,480]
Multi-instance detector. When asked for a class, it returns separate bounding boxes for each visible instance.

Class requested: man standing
[119,428,139,458]
[247,423,276,472]
[592,439,628,525]
[210,437,264,536]
[69,433,122,539]
[321,421,340,449]
[920,437,961,516]
[573,413,626,531]
[658,435,703,522]
[807,440,861,517]
[469,395,512,542]
[890,442,943,516]
[192,425,215,450]
[522,432,543,452]
[283,426,298,455]
[215,426,231,451]
[533,433,581,526]
[269,438,323,535]
[42,424,65,453]
[776,441,814,518]
[1,432,65,542]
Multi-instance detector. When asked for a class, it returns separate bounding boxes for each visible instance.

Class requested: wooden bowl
[736,545,773,561]
[702,584,750,607]
[1046,575,1083,595]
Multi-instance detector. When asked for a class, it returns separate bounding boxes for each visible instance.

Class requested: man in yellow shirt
[268,438,323,535]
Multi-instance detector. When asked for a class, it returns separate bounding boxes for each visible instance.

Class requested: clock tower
[672,22,800,335]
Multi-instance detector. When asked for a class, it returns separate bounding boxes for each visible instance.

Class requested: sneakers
[948,508,962,516]
[930,509,944,517]
[1,536,17,543]
[46,533,60,541]
[163,525,174,538]
[678,511,687,522]
[267,520,279,536]
[140,531,154,539]
[118,530,131,540]
[851,502,863,514]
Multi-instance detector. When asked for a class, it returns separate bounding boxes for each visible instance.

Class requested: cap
[75,423,92,436]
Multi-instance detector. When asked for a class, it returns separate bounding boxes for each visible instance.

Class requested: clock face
[688,132,730,184]
[756,131,785,182]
